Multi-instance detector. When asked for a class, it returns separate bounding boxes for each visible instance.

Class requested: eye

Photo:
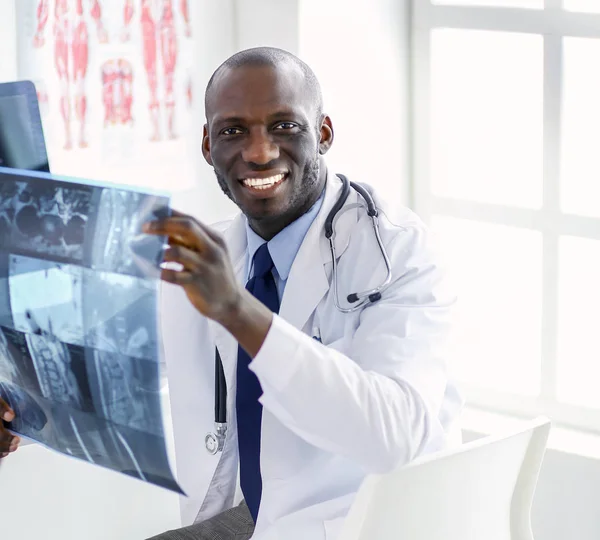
[273,122,298,130]
[220,127,244,136]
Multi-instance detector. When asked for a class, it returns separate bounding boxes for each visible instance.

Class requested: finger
[144,217,215,253]
[1,452,8,458]
[148,212,225,248]
[163,244,202,271]
[8,435,20,452]
[0,399,20,453]
[0,427,19,453]
[168,208,191,219]
[171,212,224,246]
[160,268,195,286]
[0,398,14,422]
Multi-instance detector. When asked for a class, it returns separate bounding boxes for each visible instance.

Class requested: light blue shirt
[245,191,324,300]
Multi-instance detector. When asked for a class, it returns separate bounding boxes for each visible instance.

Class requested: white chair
[338,416,551,540]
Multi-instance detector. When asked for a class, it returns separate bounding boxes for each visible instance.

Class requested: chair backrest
[338,416,551,540]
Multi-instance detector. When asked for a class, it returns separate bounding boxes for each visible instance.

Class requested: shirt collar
[245,188,325,281]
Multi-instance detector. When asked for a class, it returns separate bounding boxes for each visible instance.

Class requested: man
[0,47,462,539]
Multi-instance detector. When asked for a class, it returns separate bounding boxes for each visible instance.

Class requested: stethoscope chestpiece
[205,432,221,455]
[205,422,227,455]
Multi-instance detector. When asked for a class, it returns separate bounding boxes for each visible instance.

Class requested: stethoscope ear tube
[324,174,351,238]
[347,181,378,217]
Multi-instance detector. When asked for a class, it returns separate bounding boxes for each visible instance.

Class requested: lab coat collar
[220,165,355,284]
[244,188,325,284]
[278,167,355,331]
[210,166,356,358]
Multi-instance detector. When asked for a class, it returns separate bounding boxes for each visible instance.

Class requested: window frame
[411,0,600,433]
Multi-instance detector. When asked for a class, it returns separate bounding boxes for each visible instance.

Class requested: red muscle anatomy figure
[122,0,191,141]
[119,59,135,126]
[35,80,50,117]
[101,58,134,127]
[33,0,109,150]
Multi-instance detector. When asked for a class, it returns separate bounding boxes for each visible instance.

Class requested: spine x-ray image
[0,167,180,493]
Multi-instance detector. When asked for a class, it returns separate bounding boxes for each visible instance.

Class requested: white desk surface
[0,389,182,540]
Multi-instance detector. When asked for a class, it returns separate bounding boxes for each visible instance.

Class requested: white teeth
[242,173,285,189]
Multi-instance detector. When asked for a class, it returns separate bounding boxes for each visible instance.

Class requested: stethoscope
[204,174,393,454]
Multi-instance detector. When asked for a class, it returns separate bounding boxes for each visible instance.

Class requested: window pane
[564,0,600,12]
[431,216,542,395]
[561,38,600,218]
[432,0,542,7]
[430,29,543,208]
[557,236,600,408]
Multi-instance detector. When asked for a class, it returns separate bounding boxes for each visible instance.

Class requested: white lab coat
[159,167,463,539]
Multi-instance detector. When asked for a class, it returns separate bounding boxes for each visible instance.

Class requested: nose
[241,128,280,165]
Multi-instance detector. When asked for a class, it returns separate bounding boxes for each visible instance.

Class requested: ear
[318,115,334,155]
[202,124,213,166]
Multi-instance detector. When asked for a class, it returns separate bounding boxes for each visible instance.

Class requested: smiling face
[202,62,334,240]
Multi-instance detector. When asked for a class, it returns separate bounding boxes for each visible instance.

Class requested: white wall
[235,0,301,54]
[299,0,411,205]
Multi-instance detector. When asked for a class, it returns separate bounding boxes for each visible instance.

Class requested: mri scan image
[0,169,178,493]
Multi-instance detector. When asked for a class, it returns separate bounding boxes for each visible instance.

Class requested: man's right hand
[0,398,20,459]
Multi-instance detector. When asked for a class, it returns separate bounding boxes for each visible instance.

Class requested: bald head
[201,47,334,240]
[205,47,323,123]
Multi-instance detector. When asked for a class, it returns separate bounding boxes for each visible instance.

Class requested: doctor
[141,46,462,540]
[0,46,461,540]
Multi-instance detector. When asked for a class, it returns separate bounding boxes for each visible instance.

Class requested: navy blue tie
[236,243,280,522]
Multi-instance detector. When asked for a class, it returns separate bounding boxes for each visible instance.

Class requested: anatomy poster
[15,0,196,191]
[0,166,181,492]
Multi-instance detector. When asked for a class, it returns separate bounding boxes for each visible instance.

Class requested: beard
[214,154,322,223]
[215,169,233,201]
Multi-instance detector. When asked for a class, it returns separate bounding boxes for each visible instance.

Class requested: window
[412,1,600,433]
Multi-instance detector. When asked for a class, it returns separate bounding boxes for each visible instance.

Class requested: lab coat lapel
[195,214,248,519]
[278,220,329,332]
[192,218,245,522]
[279,169,354,332]
[210,168,358,358]
[208,214,248,402]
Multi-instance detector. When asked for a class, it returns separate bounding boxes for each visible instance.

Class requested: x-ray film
[0,166,181,493]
